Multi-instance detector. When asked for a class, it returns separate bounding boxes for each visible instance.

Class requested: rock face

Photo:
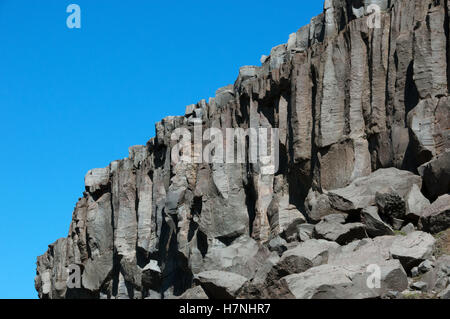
[35,0,450,299]
[361,206,395,237]
[420,195,450,234]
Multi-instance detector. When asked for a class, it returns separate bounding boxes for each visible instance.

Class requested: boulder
[250,252,281,286]
[391,218,405,231]
[438,286,450,299]
[281,264,358,299]
[375,191,406,222]
[405,184,430,223]
[418,260,434,274]
[411,281,428,292]
[281,260,408,299]
[120,258,142,290]
[390,231,436,271]
[328,236,396,267]
[314,214,367,245]
[141,260,162,290]
[185,104,196,116]
[199,236,272,279]
[214,85,234,108]
[382,291,402,299]
[234,252,283,299]
[305,189,341,223]
[85,167,110,192]
[276,239,340,272]
[268,194,306,239]
[418,152,450,200]
[328,168,422,212]
[401,223,416,235]
[194,270,248,299]
[297,224,315,242]
[268,236,288,255]
[421,255,450,292]
[196,163,249,240]
[270,254,313,279]
[407,98,446,162]
[419,194,450,234]
[361,206,394,237]
[178,286,209,299]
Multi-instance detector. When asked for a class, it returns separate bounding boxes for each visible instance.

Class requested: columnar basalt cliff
[36,0,450,299]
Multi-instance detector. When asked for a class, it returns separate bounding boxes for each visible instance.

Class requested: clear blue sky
[0,0,323,298]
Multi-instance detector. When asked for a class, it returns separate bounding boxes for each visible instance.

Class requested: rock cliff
[36,0,450,299]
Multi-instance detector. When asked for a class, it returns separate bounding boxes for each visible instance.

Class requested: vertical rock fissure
[445,0,450,93]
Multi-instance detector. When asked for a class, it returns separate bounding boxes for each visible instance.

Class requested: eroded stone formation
[36,0,450,299]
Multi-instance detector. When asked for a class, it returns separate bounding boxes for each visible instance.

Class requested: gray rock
[411,281,428,292]
[408,99,447,160]
[214,85,234,108]
[260,55,268,64]
[194,270,247,299]
[268,194,306,240]
[405,184,430,223]
[391,218,405,231]
[421,255,450,292]
[305,189,341,223]
[269,44,287,70]
[194,108,203,119]
[281,260,408,299]
[418,147,450,200]
[361,206,394,237]
[328,236,397,267]
[197,163,249,240]
[250,252,280,286]
[314,214,367,245]
[390,231,436,272]
[199,236,272,279]
[328,169,422,212]
[418,260,434,274]
[85,167,110,193]
[178,286,209,299]
[297,224,315,242]
[276,239,340,275]
[376,191,406,222]
[270,253,313,279]
[185,104,196,116]
[382,291,401,299]
[142,260,161,290]
[268,236,288,255]
[438,285,450,299]
[419,194,450,234]
[401,223,416,235]
[238,66,258,82]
